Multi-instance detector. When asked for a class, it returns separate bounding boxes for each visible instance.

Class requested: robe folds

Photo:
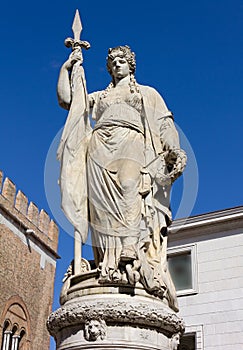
[57,64,180,311]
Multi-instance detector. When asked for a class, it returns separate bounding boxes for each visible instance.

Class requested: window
[167,244,198,296]
[179,325,203,350]
[1,323,25,350]
[0,297,30,350]
[178,333,196,350]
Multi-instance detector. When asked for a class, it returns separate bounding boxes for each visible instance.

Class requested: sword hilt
[64,38,91,51]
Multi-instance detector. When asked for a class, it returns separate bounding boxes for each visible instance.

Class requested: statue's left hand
[70,47,83,65]
[167,149,187,182]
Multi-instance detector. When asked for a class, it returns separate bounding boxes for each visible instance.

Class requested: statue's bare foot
[111,270,121,283]
[126,264,140,285]
[120,271,128,284]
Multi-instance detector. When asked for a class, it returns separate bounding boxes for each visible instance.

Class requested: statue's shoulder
[139,84,162,95]
[139,84,157,94]
[138,84,164,102]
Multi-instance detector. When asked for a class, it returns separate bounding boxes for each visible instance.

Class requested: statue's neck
[113,75,130,87]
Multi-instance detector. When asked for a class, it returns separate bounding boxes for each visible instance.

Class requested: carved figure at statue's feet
[98,258,140,286]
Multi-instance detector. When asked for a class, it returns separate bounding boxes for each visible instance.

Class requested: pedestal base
[47,270,184,350]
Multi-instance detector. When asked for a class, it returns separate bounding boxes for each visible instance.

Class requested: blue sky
[0,0,242,348]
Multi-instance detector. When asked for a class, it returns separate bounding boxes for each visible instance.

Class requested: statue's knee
[120,177,139,192]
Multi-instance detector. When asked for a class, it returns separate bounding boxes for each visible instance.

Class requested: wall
[0,170,59,350]
[168,207,243,350]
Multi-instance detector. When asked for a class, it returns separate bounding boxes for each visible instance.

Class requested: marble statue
[57,13,186,313]
[47,11,186,349]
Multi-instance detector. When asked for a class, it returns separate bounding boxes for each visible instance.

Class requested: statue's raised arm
[57,49,83,110]
[57,9,90,111]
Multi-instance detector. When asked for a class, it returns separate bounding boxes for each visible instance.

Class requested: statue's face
[88,320,101,339]
[171,334,180,350]
[110,55,130,80]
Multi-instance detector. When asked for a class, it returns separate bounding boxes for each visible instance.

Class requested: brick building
[0,171,59,350]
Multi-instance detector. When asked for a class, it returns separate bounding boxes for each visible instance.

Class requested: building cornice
[168,206,243,241]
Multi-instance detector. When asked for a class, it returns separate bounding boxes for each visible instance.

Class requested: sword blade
[72,9,82,41]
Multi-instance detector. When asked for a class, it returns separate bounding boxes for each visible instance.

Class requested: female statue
[57,45,186,311]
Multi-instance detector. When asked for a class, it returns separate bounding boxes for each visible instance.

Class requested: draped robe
[58,65,180,311]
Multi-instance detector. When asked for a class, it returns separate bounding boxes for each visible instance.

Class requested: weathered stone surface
[47,292,184,350]
[27,201,39,226]
[15,190,28,215]
[48,267,184,349]
[2,177,16,205]
[48,297,184,336]
[39,209,50,233]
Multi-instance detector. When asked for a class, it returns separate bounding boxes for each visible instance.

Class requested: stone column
[2,331,12,350]
[11,335,20,350]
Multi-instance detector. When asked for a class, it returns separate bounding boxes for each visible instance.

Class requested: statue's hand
[167,149,187,182]
[62,48,83,71]
[148,155,171,187]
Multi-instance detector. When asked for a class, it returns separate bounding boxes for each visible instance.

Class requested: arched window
[0,297,30,350]
[18,329,26,350]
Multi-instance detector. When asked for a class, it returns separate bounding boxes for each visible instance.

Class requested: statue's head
[106,45,136,77]
[169,333,181,350]
[84,319,106,341]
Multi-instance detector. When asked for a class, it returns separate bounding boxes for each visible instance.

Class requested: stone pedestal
[47,268,184,350]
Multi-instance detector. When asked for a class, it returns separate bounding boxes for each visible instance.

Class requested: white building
[168,206,243,350]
